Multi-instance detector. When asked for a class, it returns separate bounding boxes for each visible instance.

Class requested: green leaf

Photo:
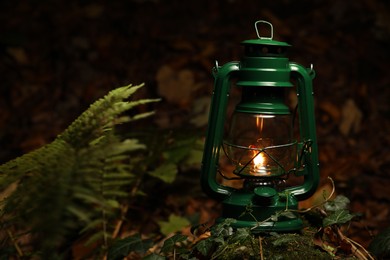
[324,195,350,212]
[102,180,133,187]
[160,234,187,253]
[89,135,106,146]
[104,155,130,163]
[103,172,134,179]
[229,228,251,243]
[322,209,355,227]
[102,190,129,197]
[211,218,235,237]
[183,148,203,167]
[271,210,297,222]
[105,199,120,209]
[162,138,196,164]
[74,190,104,205]
[162,150,187,165]
[85,230,106,246]
[66,205,91,222]
[108,233,153,260]
[107,139,146,156]
[195,239,213,256]
[148,163,178,184]
[130,111,157,122]
[158,215,190,236]
[80,219,104,234]
[213,236,226,245]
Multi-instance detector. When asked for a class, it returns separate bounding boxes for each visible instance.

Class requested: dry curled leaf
[6,47,29,64]
[339,99,362,136]
[156,65,201,107]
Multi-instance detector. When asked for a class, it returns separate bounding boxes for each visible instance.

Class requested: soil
[0,0,389,254]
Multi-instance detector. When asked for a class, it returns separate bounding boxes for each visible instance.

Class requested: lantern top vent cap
[241,20,291,47]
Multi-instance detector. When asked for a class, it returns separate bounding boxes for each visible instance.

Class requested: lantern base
[219,189,303,232]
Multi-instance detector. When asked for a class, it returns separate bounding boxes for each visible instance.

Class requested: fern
[0,84,159,258]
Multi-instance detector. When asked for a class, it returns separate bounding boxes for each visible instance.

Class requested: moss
[261,232,331,260]
[213,228,357,260]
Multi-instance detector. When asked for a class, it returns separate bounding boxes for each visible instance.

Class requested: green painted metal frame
[201,21,320,232]
[201,63,319,197]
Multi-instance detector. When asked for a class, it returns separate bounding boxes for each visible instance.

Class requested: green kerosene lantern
[201,20,320,232]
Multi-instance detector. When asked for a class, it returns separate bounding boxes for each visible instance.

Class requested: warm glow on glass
[250,115,268,175]
[224,112,296,178]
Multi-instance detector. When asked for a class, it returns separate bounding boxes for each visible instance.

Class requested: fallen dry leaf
[339,99,362,136]
[156,65,199,107]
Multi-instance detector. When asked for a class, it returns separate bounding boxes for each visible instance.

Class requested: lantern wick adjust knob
[255,20,273,40]
[253,186,277,205]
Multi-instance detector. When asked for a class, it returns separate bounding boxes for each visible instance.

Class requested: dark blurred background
[1,0,389,247]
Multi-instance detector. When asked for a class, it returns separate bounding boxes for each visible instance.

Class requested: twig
[112,204,129,239]
[250,215,273,231]
[7,229,23,257]
[334,226,375,260]
[259,236,264,260]
[285,191,289,211]
[291,176,336,213]
[112,176,142,239]
[105,176,143,260]
[211,244,230,260]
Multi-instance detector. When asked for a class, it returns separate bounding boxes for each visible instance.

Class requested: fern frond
[66,204,93,222]
[102,168,134,177]
[58,84,159,148]
[80,219,106,234]
[85,230,107,246]
[0,83,159,257]
[102,190,129,197]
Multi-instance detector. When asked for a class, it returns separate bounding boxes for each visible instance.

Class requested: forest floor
[0,0,389,257]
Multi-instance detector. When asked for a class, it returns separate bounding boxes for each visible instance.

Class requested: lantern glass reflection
[223,113,296,177]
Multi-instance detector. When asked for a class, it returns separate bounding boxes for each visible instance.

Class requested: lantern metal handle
[255,20,273,40]
[287,62,320,200]
[201,61,239,200]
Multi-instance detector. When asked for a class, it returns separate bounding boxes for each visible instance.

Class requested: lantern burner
[242,178,286,192]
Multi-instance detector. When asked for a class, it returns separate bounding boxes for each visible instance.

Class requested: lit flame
[253,151,266,170]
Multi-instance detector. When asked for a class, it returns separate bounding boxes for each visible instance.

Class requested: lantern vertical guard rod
[287,62,320,200]
[201,61,239,201]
